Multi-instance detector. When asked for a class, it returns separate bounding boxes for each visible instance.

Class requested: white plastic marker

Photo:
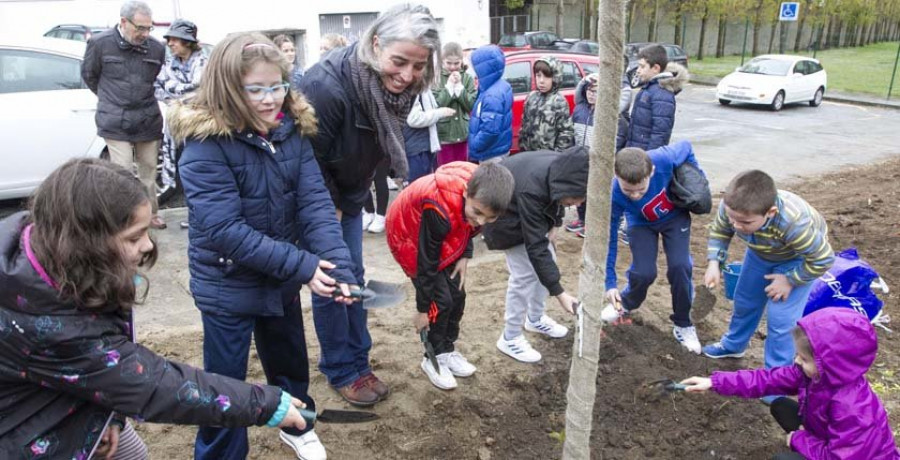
[576,302,584,358]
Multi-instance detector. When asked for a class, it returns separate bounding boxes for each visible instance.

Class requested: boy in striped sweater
[702,170,834,373]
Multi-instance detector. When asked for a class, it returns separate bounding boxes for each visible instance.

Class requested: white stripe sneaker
[496,334,541,363]
[673,325,702,355]
[524,314,569,338]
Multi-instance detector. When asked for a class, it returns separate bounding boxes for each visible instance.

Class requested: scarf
[349,52,412,179]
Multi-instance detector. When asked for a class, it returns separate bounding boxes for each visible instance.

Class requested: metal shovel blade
[691,284,718,322]
[420,329,440,373]
[300,408,379,425]
[361,280,407,310]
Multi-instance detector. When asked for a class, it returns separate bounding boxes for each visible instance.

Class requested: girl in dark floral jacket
[0,159,307,460]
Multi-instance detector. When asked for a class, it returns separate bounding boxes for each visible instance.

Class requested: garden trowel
[419,329,440,373]
[637,379,687,402]
[329,280,406,309]
[691,284,718,322]
[300,408,379,426]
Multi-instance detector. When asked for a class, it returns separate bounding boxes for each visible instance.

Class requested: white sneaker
[673,325,702,355]
[601,303,622,323]
[438,351,476,377]
[367,214,385,233]
[361,211,374,231]
[387,178,399,190]
[524,315,569,338]
[420,357,457,390]
[496,334,542,363]
[280,430,327,460]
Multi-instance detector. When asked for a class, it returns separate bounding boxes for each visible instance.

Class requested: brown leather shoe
[360,372,390,400]
[335,378,379,407]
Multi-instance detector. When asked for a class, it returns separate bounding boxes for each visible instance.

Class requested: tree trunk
[626,0,636,43]
[562,0,622,457]
[793,0,809,52]
[647,0,658,42]
[751,0,765,56]
[556,0,565,36]
[697,4,710,60]
[716,15,727,58]
[584,0,594,40]
[674,14,683,46]
[767,19,778,53]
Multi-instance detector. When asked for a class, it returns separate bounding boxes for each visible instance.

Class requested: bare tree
[562,0,623,458]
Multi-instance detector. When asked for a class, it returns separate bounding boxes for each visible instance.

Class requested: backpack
[667,162,711,214]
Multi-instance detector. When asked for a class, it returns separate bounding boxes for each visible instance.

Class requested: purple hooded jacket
[711,308,899,459]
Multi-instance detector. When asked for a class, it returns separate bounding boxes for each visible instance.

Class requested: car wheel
[770,91,785,111]
[809,87,824,107]
[718,99,731,106]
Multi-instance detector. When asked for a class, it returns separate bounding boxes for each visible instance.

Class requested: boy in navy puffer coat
[626,44,688,151]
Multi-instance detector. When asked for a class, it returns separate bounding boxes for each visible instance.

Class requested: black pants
[770,397,805,460]
[414,268,466,356]
[364,160,390,216]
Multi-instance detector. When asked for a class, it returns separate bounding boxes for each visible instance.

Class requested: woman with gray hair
[298,3,440,409]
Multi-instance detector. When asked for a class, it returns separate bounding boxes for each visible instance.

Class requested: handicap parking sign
[780,2,799,21]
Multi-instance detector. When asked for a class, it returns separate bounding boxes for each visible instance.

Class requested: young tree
[562,0,623,457]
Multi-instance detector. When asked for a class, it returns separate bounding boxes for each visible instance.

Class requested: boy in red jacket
[385,162,514,390]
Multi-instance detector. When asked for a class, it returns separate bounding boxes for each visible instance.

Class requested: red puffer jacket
[386,162,476,277]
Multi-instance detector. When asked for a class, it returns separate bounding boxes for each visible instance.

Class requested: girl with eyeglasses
[168,32,358,460]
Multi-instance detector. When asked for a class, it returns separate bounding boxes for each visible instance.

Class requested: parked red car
[501,50,600,152]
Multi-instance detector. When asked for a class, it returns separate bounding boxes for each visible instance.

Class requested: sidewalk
[690,74,900,110]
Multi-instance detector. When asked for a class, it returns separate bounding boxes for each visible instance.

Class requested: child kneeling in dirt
[682,308,900,459]
[385,162,514,390]
[602,140,704,355]
[702,170,834,380]
[482,146,588,364]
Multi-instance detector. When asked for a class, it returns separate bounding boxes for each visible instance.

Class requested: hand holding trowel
[330,279,407,310]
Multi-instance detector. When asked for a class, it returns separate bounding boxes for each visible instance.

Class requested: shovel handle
[331,288,363,300]
[299,408,317,426]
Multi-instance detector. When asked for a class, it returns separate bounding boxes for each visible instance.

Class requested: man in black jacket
[482,146,587,363]
[81,0,166,229]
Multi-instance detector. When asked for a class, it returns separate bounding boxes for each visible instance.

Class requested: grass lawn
[689,41,900,99]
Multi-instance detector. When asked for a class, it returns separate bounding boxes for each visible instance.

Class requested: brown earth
[136,158,900,459]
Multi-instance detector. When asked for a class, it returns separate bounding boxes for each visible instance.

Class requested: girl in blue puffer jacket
[171,32,357,460]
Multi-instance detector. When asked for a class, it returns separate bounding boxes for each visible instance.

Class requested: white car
[0,37,107,200]
[716,54,826,111]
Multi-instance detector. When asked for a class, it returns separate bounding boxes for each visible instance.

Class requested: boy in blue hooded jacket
[468,45,513,163]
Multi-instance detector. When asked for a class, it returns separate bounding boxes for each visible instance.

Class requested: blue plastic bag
[803,248,889,327]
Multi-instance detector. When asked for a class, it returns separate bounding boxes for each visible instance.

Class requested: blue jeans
[311,211,371,388]
[719,249,815,369]
[621,212,693,327]
[194,295,313,460]
[407,151,435,184]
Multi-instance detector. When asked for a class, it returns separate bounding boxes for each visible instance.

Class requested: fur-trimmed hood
[167,91,318,144]
[651,62,689,94]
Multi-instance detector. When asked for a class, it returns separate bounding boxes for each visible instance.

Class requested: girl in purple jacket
[682,308,899,459]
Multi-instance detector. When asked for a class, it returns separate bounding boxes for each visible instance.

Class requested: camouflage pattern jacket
[517,56,575,152]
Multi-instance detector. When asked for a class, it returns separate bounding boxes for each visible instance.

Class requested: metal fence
[490,15,531,44]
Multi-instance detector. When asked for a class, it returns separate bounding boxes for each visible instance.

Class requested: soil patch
[136,158,900,459]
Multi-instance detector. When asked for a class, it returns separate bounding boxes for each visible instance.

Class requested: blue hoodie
[468,45,513,161]
[605,140,699,289]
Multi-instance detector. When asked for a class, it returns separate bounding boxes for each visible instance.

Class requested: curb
[689,76,900,110]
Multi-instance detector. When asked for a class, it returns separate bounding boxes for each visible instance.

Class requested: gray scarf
[349,53,413,179]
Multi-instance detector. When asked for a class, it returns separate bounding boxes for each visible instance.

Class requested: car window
[581,63,599,75]
[665,46,682,58]
[71,31,87,42]
[807,61,823,74]
[739,58,791,76]
[0,50,85,94]
[503,61,532,94]
[560,61,580,89]
[530,34,547,46]
[793,61,808,75]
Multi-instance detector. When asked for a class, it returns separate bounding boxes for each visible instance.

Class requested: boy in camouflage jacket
[517,56,574,152]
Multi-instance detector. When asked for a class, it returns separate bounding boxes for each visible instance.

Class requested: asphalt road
[3,83,899,216]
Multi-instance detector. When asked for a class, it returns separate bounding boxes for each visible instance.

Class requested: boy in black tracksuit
[482,146,589,363]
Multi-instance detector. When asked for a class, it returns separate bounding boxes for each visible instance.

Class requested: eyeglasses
[126,18,154,33]
[244,83,290,101]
